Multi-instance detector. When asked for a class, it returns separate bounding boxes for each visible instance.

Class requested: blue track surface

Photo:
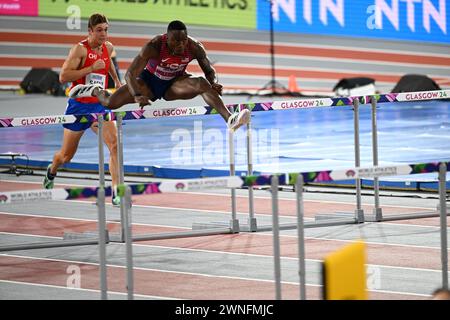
[1,100,449,190]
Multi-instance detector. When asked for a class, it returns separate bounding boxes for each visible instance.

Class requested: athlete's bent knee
[110,145,118,156]
[197,77,212,93]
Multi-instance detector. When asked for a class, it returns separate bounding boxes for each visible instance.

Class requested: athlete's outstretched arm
[194,41,223,96]
[125,36,160,105]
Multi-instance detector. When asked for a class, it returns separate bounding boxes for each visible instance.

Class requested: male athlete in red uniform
[70,20,250,131]
[43,13,122,206]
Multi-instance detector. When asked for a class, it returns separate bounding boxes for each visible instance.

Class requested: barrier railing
[3,162,446,204]
[1,89,448,128]
[1,89,449,229]
[1,161,448,300]
[2,89,449,229]
[1,90,449,299]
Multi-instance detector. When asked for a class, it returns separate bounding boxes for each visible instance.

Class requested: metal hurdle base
[194,211,259,232]
[103,219,240,243]
[364,203,449,222]
[238,209,363,233]
[315,210,365,223]
[64,231,110,242]
[365,209,450,222]
[0,238,102,252]
[240,217,359,233]
[108,228,236,242]
[192,219,240,233]
[240,218,258,232]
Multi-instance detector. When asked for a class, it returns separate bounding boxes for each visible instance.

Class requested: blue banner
[257,0,450,44]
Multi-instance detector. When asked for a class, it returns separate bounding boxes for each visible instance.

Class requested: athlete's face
[89,23,109,45]
[167,30,188,55]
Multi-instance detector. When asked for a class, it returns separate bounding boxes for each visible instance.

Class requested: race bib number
[86,73,106,88]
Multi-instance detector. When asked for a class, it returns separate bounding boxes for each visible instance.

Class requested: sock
[112,185,118,198]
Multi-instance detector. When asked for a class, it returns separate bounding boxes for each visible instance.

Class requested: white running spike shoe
[68,83,102,98]
[227,109,250,132]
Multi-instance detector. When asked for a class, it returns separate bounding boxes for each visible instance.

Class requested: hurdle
[0,115,112,299]
[363,92,450,222]
[0,175,243,300]
[0,96,448,298]
[2,90,449,233]
[106,112,241,242]
[0,104,248,300]
[269,161,449,300]
[0,93,368,235]
[240,95,368,232]
[238,90,450,231]
[104,160,449,299]
[0,184,111,299]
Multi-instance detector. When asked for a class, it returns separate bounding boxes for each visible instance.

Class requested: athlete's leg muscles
[94,78,154,109]
[50,129,85,175]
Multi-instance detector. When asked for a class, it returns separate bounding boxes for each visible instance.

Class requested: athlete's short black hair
[167,20,187,32]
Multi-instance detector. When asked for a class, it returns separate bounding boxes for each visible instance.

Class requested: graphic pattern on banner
[39,0,256,29]
[1,90,449,128]
[257,0,450,44]
[0,162,447,204]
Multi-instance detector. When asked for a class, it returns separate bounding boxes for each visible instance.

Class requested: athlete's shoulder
[71,42,87,57]
[188,36,202,46]
[188,36,206,57]
[146,34,163,51]
[150,34,163,44]
[104,41,114,54]
[104,41,114,49]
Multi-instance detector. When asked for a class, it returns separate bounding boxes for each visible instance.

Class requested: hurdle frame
[269,161,449,300]
[0,175,247,299]
[1,90,449,232]
[243,98,367,232]
[116,115,240,242]
[310,97,365,225]
[1,89,450,300]
[364,96,450,223]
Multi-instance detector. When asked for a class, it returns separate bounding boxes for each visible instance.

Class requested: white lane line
[3,53,449,81]
[1,221,445,253]
[56,199,445,229]
[1,232,445,274]
[1,197,445,231]
[207,50,450,70]
[217,61,450,79]
[0,211,191,230]
[0,279,177,300]
[131,242,447,273]
[0,179,90,187]
[1,26,449,58]
[2,41,448,70]
[0,231,60,239]
[0,253,434,298]
[277,233,447,250]
[0,41,72,48]
[180,190,437,210]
